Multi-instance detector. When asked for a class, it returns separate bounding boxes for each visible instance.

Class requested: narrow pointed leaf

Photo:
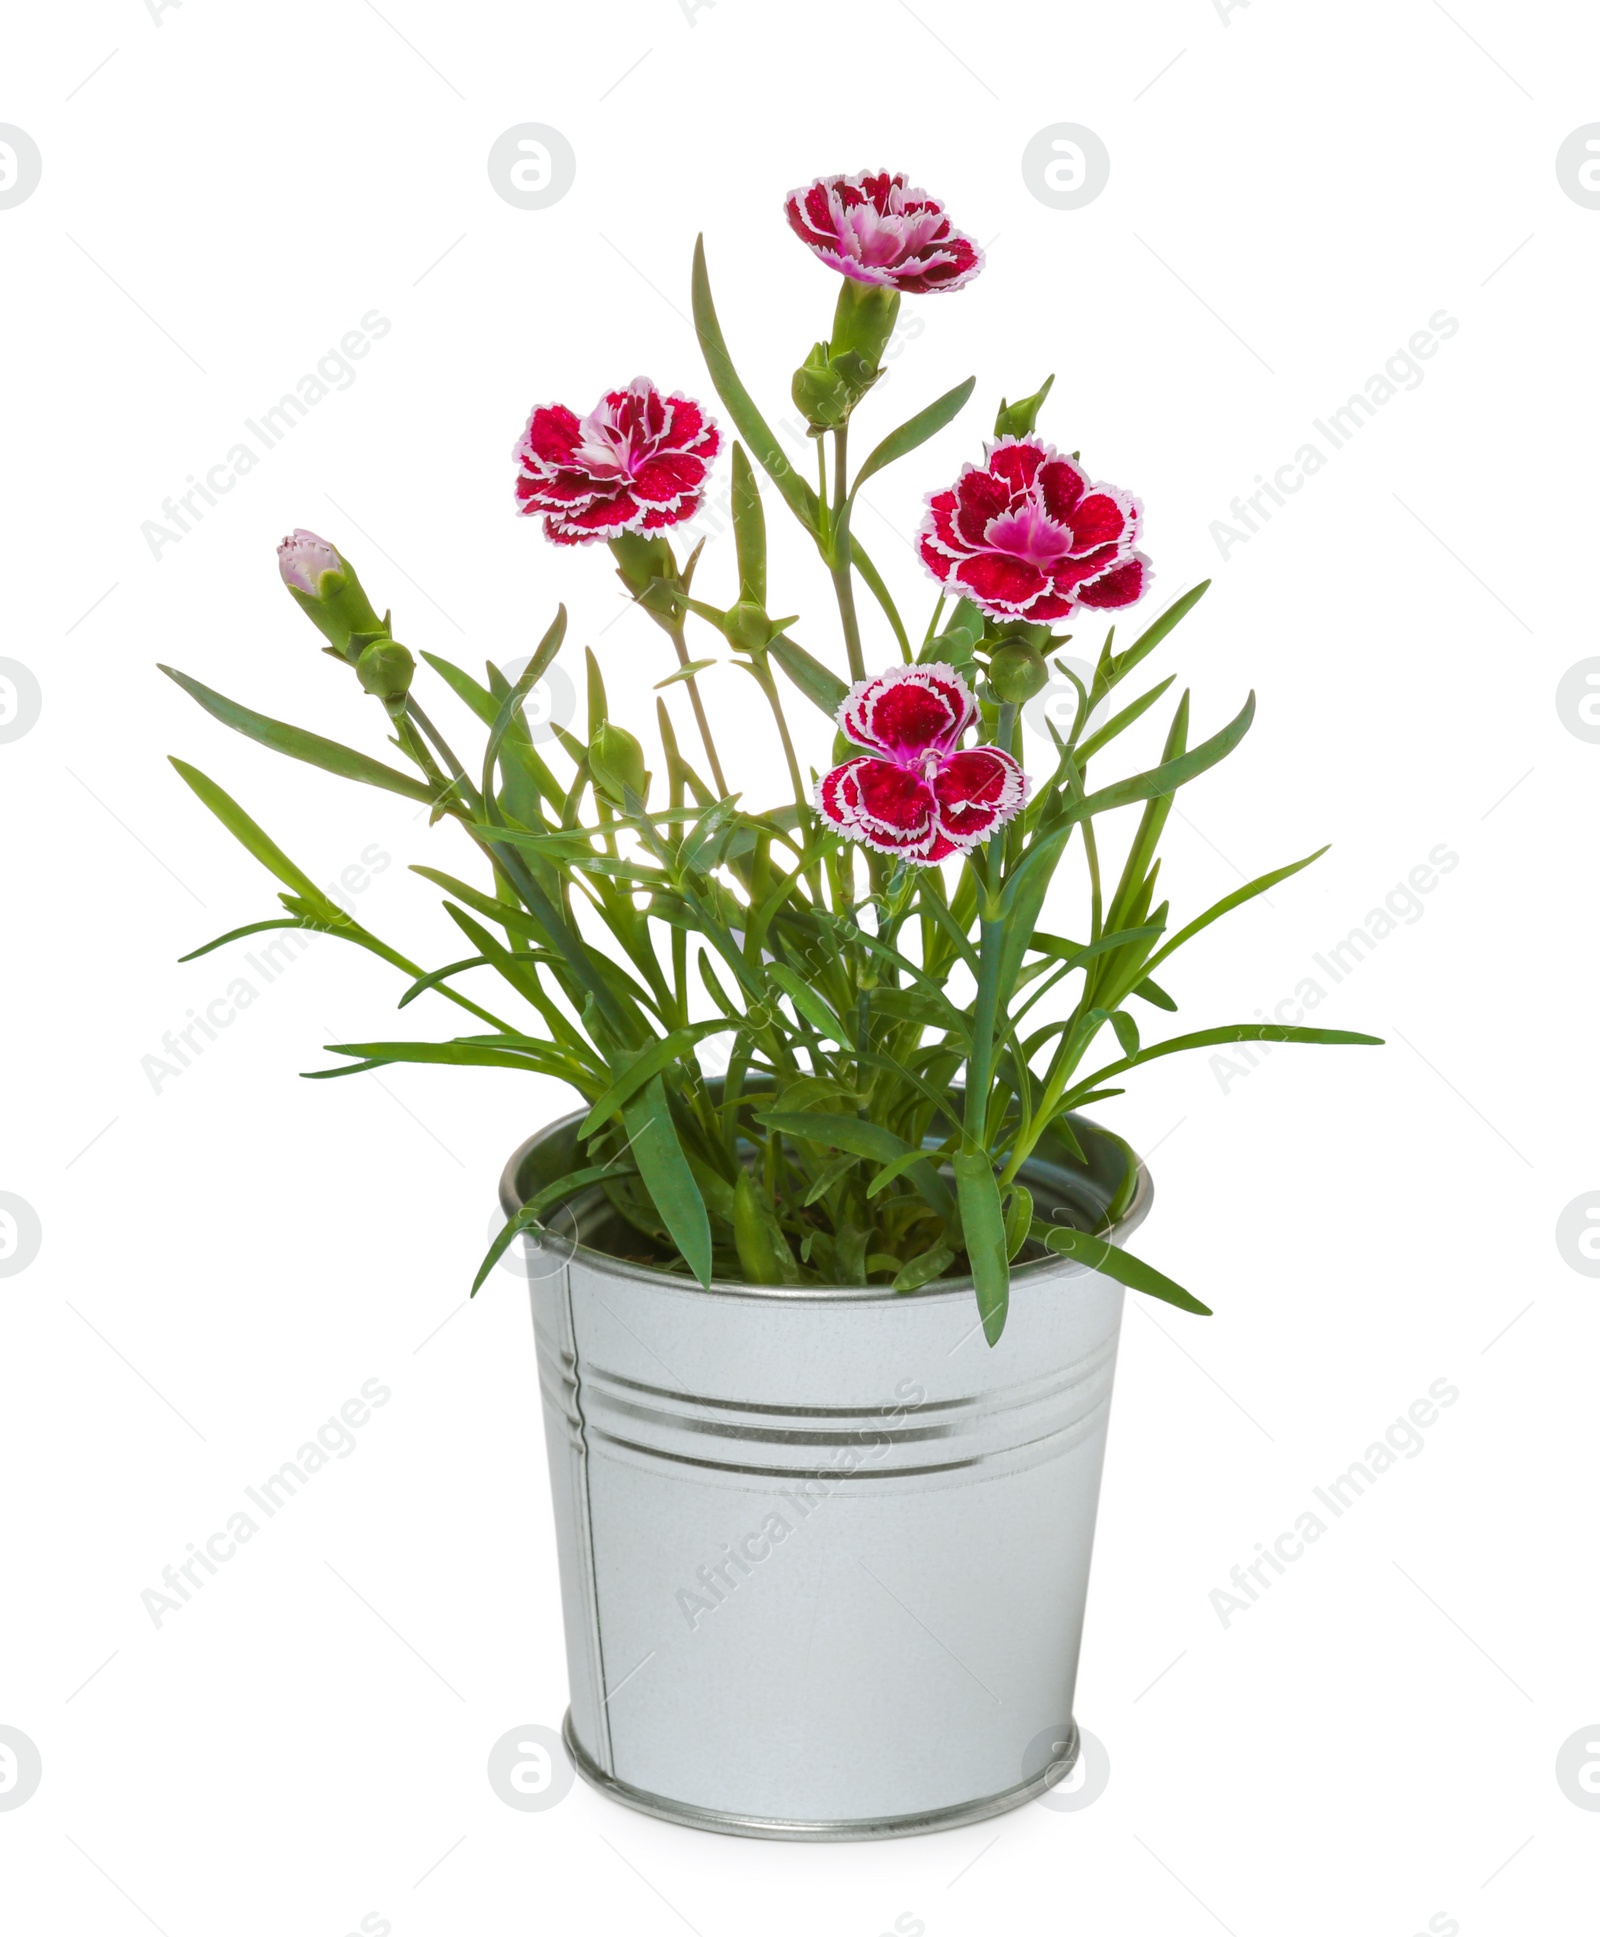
[1034,1223,1212,1315]
[624,1074,713,1287]
[954,1151,1009,1344]
[692,236,821,533]
[161,669,437,804]
[851,377,976,494]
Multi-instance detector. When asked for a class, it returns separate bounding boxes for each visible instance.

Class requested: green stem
[669,625,729,797]
[752,656,808,815]
[829,426,866,685]
[406,698,482,817]
[965,905,1005,1155]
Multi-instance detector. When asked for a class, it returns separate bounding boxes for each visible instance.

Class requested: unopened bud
[791,342,860,432]
[987,639,1049,704]
[277,528,384,658]
[355,638,415,703]
[727,601,771,652]
[993,375,1055,440]
[589,721,648,807]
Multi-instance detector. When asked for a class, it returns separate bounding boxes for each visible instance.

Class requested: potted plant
[163,168,1377,1839]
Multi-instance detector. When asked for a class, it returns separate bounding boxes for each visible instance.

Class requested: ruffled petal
[1075,552,1151,608]
[953,550,1051,615]
[953,467,1010,547]
[1037,456,1089,523]
[839,663,975,760]
[516,403,582,470]
[816,756,938,857]
[1066,487,1139,554]
[919,533,956,583]
[987,437,1048,497]
[933,747,1028,846]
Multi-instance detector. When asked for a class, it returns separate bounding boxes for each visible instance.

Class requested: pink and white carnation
[815,665,1028,866]
[919,438,1151,622]
[514,377,720,547]
[784,171,984,295]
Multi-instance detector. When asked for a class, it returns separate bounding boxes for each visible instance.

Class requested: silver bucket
[499,1107,1150,1840]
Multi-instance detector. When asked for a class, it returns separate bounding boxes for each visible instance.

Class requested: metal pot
[499,1106,1150,1840]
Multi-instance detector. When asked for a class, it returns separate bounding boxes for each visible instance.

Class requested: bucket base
[562,1711,1080,1841]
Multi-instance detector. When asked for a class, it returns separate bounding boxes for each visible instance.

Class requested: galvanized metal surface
[501,1111,1150,1839]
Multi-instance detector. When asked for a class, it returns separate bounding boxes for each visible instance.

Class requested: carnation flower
[784,171,984,295]
[919,438,1151,622]
[815,665,1027,865]
[514,377,720,547]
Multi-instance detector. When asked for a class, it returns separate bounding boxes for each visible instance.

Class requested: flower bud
[277,529,384,658]
[791,342,862,433]
[993,375,1055,440]
[589,721,648,807]
[356,638,415,704]
[987,639,1049,704]
[726,600,772,652]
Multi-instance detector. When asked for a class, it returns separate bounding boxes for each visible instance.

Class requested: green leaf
[483,607,566,802]
[308,1037,582,1081]
[1102,581,1211,693]
[1111,1010,1140,1058]
[678,794,742,873]
[846,538,913,659]
[1073,675,1177,764]
[419,651,499,728]
[804,1151,861,1206]
[866,1143,950,1200]
[1072,1022,1385,1095]
[654,659,719,689]
[851,377,976,494]
[167,759,350,927]
[1034,1223,1212,1316]
[765,963,850,1045]
[891,1240,956,1293]
[1074,689,1254,827]
[623,1074,713,1287]
[768,633,849,719]
[1028,925,1167,976]
[776,1075,861,1113]
[732,1169,801,1285]
[692,236,821,534]
[954,1151,1009,1345]
[757,1112,955,1221]
[162,669,438,805]
[577,1021,733,1139]
[1144,847,1330,974]
[474,1163,635,1295]
[730,442,767,608]
[1004,1184,1034,1262]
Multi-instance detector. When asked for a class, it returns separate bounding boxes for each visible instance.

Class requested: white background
[2,1,1596,1932]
